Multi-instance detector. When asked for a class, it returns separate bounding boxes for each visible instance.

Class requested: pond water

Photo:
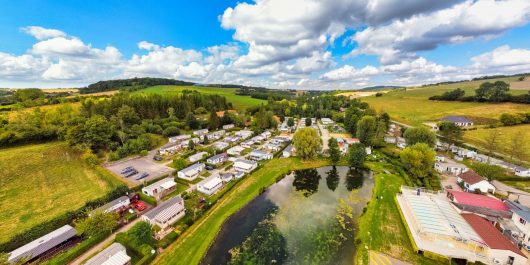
[201,166,374,265]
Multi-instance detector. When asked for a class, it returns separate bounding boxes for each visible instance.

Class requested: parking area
[105,150,174,185]
[440,173,462,191]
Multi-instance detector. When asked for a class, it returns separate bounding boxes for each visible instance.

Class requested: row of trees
[80,77,194,94]
[429,81,530,104]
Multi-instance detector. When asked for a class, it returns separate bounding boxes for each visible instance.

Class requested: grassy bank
[133,85,266,111]
[355,160,439,265]
[0,142,123,243]
[154,157,330,265]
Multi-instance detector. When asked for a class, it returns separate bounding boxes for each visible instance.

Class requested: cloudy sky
[1,0,530,89]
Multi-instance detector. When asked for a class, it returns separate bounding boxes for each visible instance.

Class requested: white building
[206,153,228,165]
[169,134,191,143]
[505,201,530,243]
[515,166,530,177]
[235,129,253,140]
[434,161,468,175]
[213,141,229,151]
[384,135,397,144]
[197,174,224,196]
[159,143,181,155]
[283,145,294,158]
[234,159,258,173]
[177,163,205,181]
[457,170,496,194]
[142,196,185,235]
[188,151,208,163]
[142,177,177,198]
[84,243,131,265]
[222,124,235,130]
[260,131,272,139]
[90,196,130,216]
[321,118,334,125]
[263,142,282,152]
[207,130,226,141]
[223,135,240,144]
[227,146,245,156]
[249,150,273,161]
[220,172,234,182]
[193,129,209,136]
[241,140,254,149]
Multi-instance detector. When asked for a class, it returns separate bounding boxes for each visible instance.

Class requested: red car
[134,201,147,211]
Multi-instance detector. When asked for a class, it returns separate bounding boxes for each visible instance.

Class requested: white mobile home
[197,175,224,196]
[177,163,205,181]
[249,150,273,161]
[142,196,185,236]
[206,153,228,165]
[142,177,177,198]
[84,243,131,265]
[234,159,258,173]
[188,151,208,163]
[227,146,245,156]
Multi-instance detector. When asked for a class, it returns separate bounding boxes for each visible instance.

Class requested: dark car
[135,172,149,180]
[123,169,138,178]
[153,156,163,161]
[120,166,134,174]
[205,165,214,170]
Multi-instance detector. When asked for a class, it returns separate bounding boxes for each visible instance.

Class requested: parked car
[120,166,134,174]
[134,201,147,211]
[205,165,214,170]
[153,156,163,161]
[123,169,138,178]
[135,172,149,180]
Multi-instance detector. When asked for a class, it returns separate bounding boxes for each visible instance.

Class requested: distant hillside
[359,85,403,91]
[80,77,195,94]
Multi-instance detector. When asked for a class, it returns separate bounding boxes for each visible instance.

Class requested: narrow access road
[492,180,530,207]
[318,121,330,152]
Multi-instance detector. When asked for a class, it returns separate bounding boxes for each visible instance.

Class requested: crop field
[464,124,530,162]
[0,142,123,244]
[361,77,530,126]
[133,85,266,111]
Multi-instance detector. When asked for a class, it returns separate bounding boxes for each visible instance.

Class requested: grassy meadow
[463,124,530,162]
[0,142,123,244]
[133,85,266,111]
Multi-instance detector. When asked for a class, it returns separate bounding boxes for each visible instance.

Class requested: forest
[80,77,195,94]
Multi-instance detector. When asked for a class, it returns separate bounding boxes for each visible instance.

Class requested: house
[177,163,205,181]
[462,213,527,265]
[234,159,258,173]
[8,225,77,263]
[193,129,209,136]
[249,150,273,161]
[235,129,253,139]
[440,116,474,127]
[321,118,334,125]
[142,196,185,235]
[447,190,510,218]
[197,174,224,195]
[384,135,397,144]
[260,131,272,139]
[434,161,468,175]
[220,172,234,182]
[159,142,181,155]
[263,142,282,152]
[457,170,496,193]
[283,144,294,157]
[514,165,530,177]
[90,196,130,216]
[142,177,177,198]
[240,140,254,148]
[505,200,530,243]
[213,141,229,151]
[233,171,245,179]
[222,124,235,130]
[227,146,245,156]
[84,243,131,265]
[168,134,191,143]
[207,130,226,141]
[206,153,228,165]
[188,151,208,163]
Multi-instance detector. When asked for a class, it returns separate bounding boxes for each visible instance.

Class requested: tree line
[79,77,195,94]
[429,81,530,104]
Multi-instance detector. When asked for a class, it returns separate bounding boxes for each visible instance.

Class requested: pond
[201,166,374,265]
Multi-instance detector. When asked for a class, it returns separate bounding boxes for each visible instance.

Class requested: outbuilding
[84,243,131,265]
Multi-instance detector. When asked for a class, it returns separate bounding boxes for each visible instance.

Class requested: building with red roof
[457,170,496,194]
[462,213,527,265]
[447,190,511,218]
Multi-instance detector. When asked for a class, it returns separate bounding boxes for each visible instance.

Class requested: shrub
[81,149,99,166]
[140,150,148,156]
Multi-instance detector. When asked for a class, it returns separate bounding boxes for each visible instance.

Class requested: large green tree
[209,110,220,130]
[293,128,322,160]
[348,143,366,169]
[403,127,436,147]
[438,121,463,147]
[75,211,119,238]
[328,138,340,165]
[475,81,510,102]
[400,143,436,180]
[356,116,377,146]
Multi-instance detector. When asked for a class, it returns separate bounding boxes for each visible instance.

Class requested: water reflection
[325,166,340,191]
[292,168,321,197]
[345,168,364,191]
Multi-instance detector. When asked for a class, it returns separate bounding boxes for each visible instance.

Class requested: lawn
[355,160,439,265]
[361,78,530,126]
[464,124,530,162]
[154,157,330,265]
[0,142,123,244]
[133,85,266,111]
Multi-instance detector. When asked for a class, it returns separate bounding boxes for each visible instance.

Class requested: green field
[154,157,331,265]
[133,85,266,111]
[0,142,123,244]
[361,77,530,126]
[464,124,530,162]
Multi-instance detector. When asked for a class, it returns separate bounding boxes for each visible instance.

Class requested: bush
[81,149,99,166]
[138,192,157,206]
[163,126,180,137]
[140,150,148,156]
[158,231,179,249]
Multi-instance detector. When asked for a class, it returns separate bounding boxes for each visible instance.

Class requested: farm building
[142,177,177,198]
[206,153,228,165]
[84,243,131,265]
[177,163,205,181]
[446,190,510,218]
[234,159,258,173]
[188,151,208,163]
[142,196,186,236]
[283,144,294,158]
[222,124,235,130]
[8,225,77,263]
[168,134,191,143]
[89,196,130,216]
[227,146,245,156]
[193,129,209,136]
[440,116,474,127]
[462,213,527,265]
[249,150,273,161]
[213,141,229,151]
[457,170,495,193]
[197,175,224,196]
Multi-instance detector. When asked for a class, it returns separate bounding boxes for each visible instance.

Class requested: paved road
[318,121,330,151]
[369,251,411,265]
[492,180,530,207]
[70,218,141,265]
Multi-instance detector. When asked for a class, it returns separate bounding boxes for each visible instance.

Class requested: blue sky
[1,0,530,89]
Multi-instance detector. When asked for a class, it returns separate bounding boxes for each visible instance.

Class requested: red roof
[447,190,509,211]
[458,170,485,185]
[462,213,525,256]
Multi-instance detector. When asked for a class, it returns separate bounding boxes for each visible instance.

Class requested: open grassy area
[361,78,530,126]
[133,85,266,111]
[0,142,123,244]
[355,160,439,265]
[154,157,330,265]
[463,124,530,162]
